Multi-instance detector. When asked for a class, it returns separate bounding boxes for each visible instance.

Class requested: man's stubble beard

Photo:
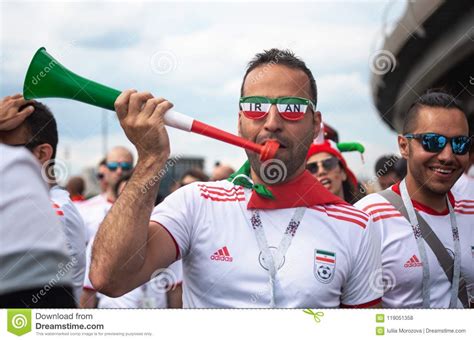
[246,130,314,185]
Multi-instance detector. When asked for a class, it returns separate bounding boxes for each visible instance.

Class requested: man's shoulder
[49,186,72,206]
[179,180,246,203]
[452,174,474,201]
[308,203,370,230]
[354,191,404,224]
[451,178,474,215]
[354,191,390,209]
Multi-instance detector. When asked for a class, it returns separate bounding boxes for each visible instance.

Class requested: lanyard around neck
[250,207,306,307]
[400,179,461,308]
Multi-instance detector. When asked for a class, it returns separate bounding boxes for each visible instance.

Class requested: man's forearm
[91,156,166,291]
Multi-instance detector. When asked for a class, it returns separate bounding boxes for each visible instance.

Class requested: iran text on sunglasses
[239,96,316,121]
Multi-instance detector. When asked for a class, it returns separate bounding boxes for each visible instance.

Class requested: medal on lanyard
[250,207,306,307]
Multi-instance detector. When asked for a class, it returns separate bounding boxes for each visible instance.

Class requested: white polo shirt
[0,145,72,295]
[76,193,113,241]
[150,171,382,308]
[355,183,474,308]
[50,186,87,303]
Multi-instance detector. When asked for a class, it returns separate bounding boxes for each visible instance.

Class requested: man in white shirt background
[0,146,73,306]
[0,94,87,305]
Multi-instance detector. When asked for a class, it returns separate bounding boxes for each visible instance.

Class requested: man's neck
[105,188,116,203]
[405,176,447,212]
[250,164,305,186]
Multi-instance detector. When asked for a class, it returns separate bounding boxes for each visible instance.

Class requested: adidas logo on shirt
[404,255,423,268]
[210,246,233,262]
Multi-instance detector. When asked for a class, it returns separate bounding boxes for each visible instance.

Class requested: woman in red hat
[306,140,362,204]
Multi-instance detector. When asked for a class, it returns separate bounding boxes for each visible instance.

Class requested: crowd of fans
[1,48,472,309]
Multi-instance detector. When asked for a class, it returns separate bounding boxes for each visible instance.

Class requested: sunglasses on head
[239,96,316,121]
[306,157,339,174]
[404,133,471,155]
[106,162,133,172]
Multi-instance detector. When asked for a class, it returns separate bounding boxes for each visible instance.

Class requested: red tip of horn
[260,140,280,161]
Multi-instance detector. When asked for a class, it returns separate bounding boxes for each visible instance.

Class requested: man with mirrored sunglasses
[91,48,382,308]
[355,90,473,308]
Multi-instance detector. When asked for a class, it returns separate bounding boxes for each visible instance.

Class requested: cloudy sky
[0,0,407,181]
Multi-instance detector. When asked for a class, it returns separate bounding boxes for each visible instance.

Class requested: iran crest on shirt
[314,249,336,284]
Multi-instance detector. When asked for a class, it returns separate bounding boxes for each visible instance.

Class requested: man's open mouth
[319,178,331,186]
[429,166,455,175]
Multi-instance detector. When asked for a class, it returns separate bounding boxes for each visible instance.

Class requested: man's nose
[263,104,283,133]
[437,141,456,163]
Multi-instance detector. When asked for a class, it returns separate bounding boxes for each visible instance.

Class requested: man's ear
[398,135,409,159]
[313,111,322,140]
[32,143,54,165]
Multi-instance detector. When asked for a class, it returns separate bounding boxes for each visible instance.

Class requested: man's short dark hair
[403,90,466,134]
[375,154,400,177]
[240,48,317,105]
[19,101,58,159]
